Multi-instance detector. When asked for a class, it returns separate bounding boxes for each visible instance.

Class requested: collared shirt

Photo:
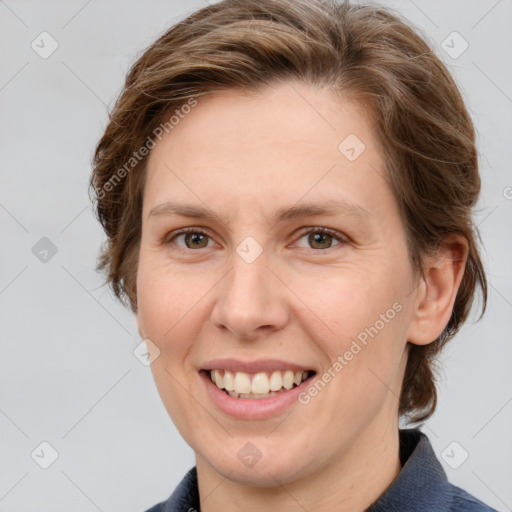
[143,429,497,511]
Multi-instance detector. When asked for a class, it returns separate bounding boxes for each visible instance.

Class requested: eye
[164,226,347,252]
[167,228,214,250]
[294,227,346,250]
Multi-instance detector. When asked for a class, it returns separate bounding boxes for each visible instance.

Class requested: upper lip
[200,358,315,373]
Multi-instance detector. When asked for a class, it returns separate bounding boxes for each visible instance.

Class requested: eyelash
[165,226,347,252]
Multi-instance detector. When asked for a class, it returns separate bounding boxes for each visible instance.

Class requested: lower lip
[200,371,314,420]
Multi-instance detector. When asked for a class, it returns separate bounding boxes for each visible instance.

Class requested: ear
[406,234,468,346]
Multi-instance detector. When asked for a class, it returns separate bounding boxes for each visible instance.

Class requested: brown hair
[90,0,487,423]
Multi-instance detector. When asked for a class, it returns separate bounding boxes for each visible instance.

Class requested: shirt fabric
[143,428,497,512]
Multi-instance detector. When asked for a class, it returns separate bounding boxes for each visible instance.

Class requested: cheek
[136,256,207,340]
[136,262,208,440]
[294,260,410,400]
[294,260,407,345]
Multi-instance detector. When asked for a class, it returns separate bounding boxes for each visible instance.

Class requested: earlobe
[406,235,468,346]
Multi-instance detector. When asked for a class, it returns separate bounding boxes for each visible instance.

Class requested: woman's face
[137,82,421,485]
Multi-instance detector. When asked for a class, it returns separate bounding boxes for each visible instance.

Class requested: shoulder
[367,429,498,512]
[448,482,499,511]
[142,504,164,512]
[141,467,199,512]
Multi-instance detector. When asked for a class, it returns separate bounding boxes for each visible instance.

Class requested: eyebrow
[148,199,372,224]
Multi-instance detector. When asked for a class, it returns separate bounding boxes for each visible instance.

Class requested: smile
[200,359,317,419]
[209,369,314,399]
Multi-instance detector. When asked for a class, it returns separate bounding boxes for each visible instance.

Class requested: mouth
[199,359,318,419]
[203,369,316,399]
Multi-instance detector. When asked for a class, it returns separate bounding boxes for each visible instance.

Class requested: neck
[196,418,402,512]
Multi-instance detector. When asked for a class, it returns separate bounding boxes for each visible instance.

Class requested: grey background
[0,0,511,511]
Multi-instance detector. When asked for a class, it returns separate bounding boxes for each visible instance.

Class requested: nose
[210,251,289,340]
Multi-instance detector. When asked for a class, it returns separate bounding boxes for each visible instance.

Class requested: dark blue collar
[366,428,448,511]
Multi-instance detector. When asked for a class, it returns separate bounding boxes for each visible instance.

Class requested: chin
[197,436,317,487]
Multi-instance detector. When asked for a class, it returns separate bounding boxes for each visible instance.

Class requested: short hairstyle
[90,0,487,423]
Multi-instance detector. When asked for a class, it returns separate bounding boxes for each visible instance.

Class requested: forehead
[143,82,393,225]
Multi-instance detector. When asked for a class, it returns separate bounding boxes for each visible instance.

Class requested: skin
[136,81,467,511]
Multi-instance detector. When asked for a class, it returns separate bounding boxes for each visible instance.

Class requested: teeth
[251,372,269,394]
[224,370,235,391]
[214,370,224,389]
[209,369,310,397]
[269,371,282,391]
[234,372,252,394]
[282,370,294,390]
[228,390,286,399]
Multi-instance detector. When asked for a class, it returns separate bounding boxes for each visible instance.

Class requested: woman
[91,0,496,510]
